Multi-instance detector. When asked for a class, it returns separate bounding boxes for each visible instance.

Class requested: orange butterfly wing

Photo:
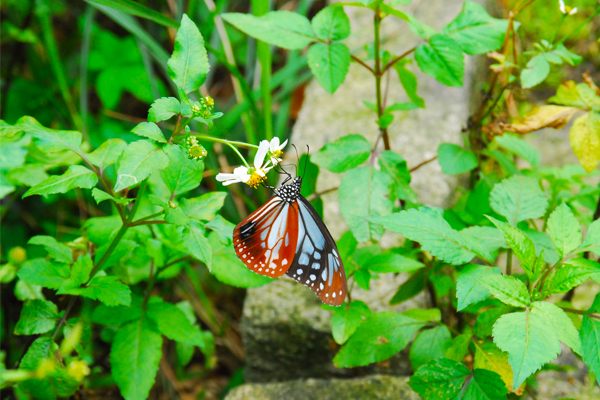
[233,196,299,278]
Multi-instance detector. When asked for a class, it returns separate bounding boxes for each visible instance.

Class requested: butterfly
[233,176,346,306]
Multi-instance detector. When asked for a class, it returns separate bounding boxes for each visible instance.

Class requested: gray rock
[225,375,420,400]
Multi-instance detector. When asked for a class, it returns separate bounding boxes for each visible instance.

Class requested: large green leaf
[533,301,581,355]
[307,42,350,94]
[437,143,477,175]
[87,138,127,170]
[161,145,203,197]
[18,116,83,155]
[181,192,228,221]
[181,221,212,268]
[17,259,70,290]
[464,369,508,400]
[222,11,315,50]
[494,135,540,169]
[331,300,371,345]
[477,274,530,307]
[489,175,548,225]
[148,97,191,122]
[62,276,132,307]
[493,305,561,388]
[334,311,426,367]
[28,235,72,264]
[23,165,98,198]
[415,34,464,87]
[580,316,600,380]
[547,203,582,260]
[131,122,167,143]
[408,358,470,400]
[579,219,600,255]
[147,299,206,347]
[441,1,510,55]
[311,6,350,41]
[114,140,169,192]
[86,0,178,28]
[521,53,550,89]
[456,265,501,311]
[311,134,371,173]
[393,59,425,108]
[111,318,162,400]
[167,14,209,93]
[487,217,538,278]
[548,258,600,294]
[14,299,59,335]
[339,166,393,243]
[363,252,424,273]
[409,326,452,371]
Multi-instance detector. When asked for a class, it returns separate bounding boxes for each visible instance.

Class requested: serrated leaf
[28,235,72,264]
[580,316,600,380]
[15,299,59,335]
[580,219,600,254]
[548,258,600,294]
[161,144,203,197]
[63,276,132,307]
[331,300,371,345]
[521,53,550,89]
[222,11,315,49]
[415,34,464,87]
[408,358,470,400]
[23,165,98,198]
[147,299,205,347]
[552,43,582,67]
[489,175,548,225]
[58,254,93,292]
[205,215,235,245]
[339,166,393,243]
[311,6,350,41]
[370,207,481,265]
[311,134,372,173]
[393,59,425,108]
[494,134,540,169]
[168,14,209,93]
[570,112,600,173]
[148,97,190,122]
[114,140,169,192]
[131,122,167,143]
[533,301,581,355]
[87,138,127,169]
[334,311,426,368]
[409,326,452,371]
[502,105,581,134]
[442,1,511,55]
[181,221,212,269]
[437,143,477,175]
[14,280,45,301]
[91,188,131,205]
[460,226,507,254]
[181,192,228,221]
[547,203,582,260]
[444,333,471,362]
[19,116,83,154]
[477,274,530,307]
[549,80,591,109]
[464,369,508,400]
[364,252,424,273]
[111,318,162,400]
[473,340,513,391]
[487,216,538,278]
[493,308,561,388]
[17,259,69,290]
[91,297,143,326]
[307,42,350,94]
[456,265,501,311]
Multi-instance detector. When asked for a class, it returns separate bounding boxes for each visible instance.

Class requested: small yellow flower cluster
[191,95,215,119]
[186,136,208,160]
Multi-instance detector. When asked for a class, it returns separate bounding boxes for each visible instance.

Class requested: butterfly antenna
[302,145,310,180]
[291,144,301,178]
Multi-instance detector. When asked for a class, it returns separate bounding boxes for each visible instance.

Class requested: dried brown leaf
[501,105,581,134]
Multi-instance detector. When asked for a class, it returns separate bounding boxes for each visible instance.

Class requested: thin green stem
[252,0,273,141]
[551,14,567,44]
[373,6,391,150]
[142,260,155,310]
[80,6,95,135]
[194,134,253,167]
[558,8,600,45]
[131,210,165,225]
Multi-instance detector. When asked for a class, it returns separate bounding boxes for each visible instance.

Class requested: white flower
[559,0,577,15]
[216,166,251,186]
[263,137,288,166]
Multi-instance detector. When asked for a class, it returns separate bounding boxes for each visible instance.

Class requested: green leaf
[473,340,513,390]
[131,122,167,143]
[181,221,212,269]
[404,11,437,39]
[86,0,178,28]
[91,188,132,205]
[364,252,424,273]
[205,215,235,245]
[28,235,72,264]
[6,163,49,188]
[111,318,162,400]
[441,1,510,55]
[168,14,209,93]
[114,140,169,192]
[19,116,83,154]
[58,254,93,291]
[549,81,592,109]
[91,297,143,326]
[580,219,600,255]
[580,316,600,380]
[87,138,127,170]
[493,307,561,388]
[464,369,508,400]
[161,145,203,197]
[409,326,452,371]
[415,34,464,87]
[23,165,98,198]
[548,258,600,294]
[477,274,530,307]
[370,207,481,265]
[408,358,470,400]
[552,43,582,66]
[147,300,205,347]
[339,166,393,242]
[63,276,132,307]
[456,265,501,311]
[437,143,477,175]
[181,192,228,221]
[331,300,371,345]
[403,308,442,322]
[521,53,550,89]
[494,134,540,169]
[334,311,426,367]
[569,111,600,173]
[533,301,581,355]
[209,234,271,288]
[525,228,559,264]
[378,150,412,201]
[444,334,471,362]
[221,11,315,50]
[311,134,371,173]
[14,280,45,301]
[307,42,351,94]
[17,259,69,290]
[15,299,59,335]
[547,203,582,260]
[461,226,507,254]
[393,59,425,108]
[148,97,190,122]
[487,217,538,278]
[489,175,548,225]
[311,6,350,41]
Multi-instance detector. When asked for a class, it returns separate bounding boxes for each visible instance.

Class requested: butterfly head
[274,177,302,204]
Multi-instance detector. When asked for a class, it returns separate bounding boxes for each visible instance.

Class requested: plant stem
[373,5,391,151]
[351,54,375,74]
[381,46,416,74]
[558,8,600,44]
[506,249,513,275]
[80,6,95,135]
[194,134,253,167]
[410,156,438,172]
[251,0,273,141]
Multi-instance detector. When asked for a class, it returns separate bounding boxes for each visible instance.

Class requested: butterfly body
[233,177,347,306]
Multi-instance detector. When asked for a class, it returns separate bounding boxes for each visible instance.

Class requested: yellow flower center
[247,171,266,188]
[271,149,283,160]
[189,144,207,160]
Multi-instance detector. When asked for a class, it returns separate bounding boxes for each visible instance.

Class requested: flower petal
[216,173,237,182]
[279,139,288,150]
[254,141,269,169]
[269,137,280,152]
